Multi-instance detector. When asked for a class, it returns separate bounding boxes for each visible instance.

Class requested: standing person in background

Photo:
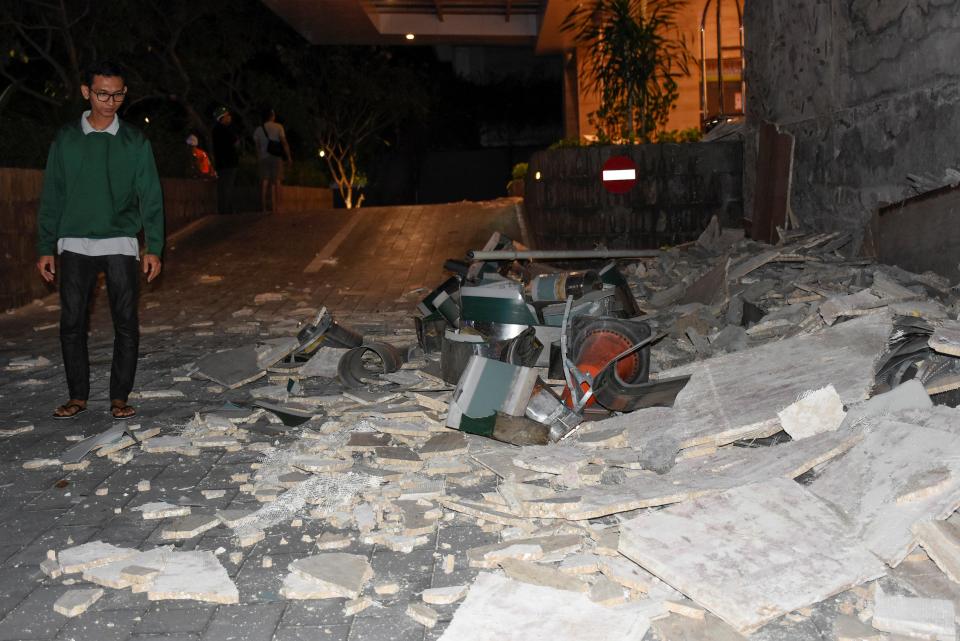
[212,107,240,214]
[186,134,217,180]
[35,60,164,421]
[253,107,291,214]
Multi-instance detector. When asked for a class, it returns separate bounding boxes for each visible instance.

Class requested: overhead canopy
[262,0,576,47]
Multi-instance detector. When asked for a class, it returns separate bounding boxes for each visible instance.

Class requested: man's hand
[37,255,55,283]
[143,254,162,282]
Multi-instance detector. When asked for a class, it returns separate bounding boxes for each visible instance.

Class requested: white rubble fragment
[288,553,374,599]
[132,502,191,520]
[147,550,239,604]
[407,602,439,628]
[83,547,170,590]
[482,544,543,565]
[23,458,60,470]
[872,589,956,640]
[440,573,659,641]
[344,596,374,615]
[777,385,847,440]
[375,582,400,595]
[0,424,33,437]
[58,541,138,574]
[53,588,103,617]
[422,584,469,605]
[40,558,61,579]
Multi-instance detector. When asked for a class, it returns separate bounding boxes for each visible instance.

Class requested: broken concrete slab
[53,588,104,617]
[422,584,469,605]
[819,289,884,325]
[280,571,343,599]
[288,553,373,599]
[407,602,439,628]
[194,345,267,389]
[147,550,239,604]
[520,427,860,520]
[299,346,349,378]
[58,541,138,575]
[467,535,582,568]
[915,520,960,584]
[132,502,192,520]
[589,313,891,473]
[499,558,590,592]
[872,588,956,640]
[651,613,747,641]
[618,479,886,634]
[810,416,960,565]
[161,514,221,541]
[119,565,161,586]
[438,572,657,641]
[82,546,170,589]
[419,431,468,458]
[343,432,392,451]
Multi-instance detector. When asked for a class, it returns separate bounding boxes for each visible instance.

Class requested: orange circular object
[562,328,641,408]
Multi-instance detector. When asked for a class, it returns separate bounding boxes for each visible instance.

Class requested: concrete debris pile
[30,218,960,639]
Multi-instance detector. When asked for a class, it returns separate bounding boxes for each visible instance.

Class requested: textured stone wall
[524,142,742,250]
[744,0,960,244]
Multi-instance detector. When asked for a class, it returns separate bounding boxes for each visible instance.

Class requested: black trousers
[59,251,140,402]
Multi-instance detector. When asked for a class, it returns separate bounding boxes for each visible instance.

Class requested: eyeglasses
[92,89,127,103]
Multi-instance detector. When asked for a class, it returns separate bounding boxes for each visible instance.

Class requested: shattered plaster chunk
[419,585,468,606]
[53,588,104,617]
[407,602,439,628]
[618,479,885,634]
[777,384,846,439]
[58,541,138,575]
[438,573,656,641]
[288,553,373,599]
[147,550,239,604]
[133,502,192,520]
[872,589,956,640]
[161,514,221,540]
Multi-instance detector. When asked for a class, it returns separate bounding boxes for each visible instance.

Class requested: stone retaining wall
[523,142,743,250]
[744,1,960,247]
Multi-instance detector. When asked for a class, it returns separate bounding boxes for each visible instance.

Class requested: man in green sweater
[35,60,164,420]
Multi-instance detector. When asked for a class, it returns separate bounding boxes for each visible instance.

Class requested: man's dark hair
[260,107,275,124]
[83,61,126,86]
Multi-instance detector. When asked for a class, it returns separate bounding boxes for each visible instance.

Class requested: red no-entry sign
[601,155,637,194]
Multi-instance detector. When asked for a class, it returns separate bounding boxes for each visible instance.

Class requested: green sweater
[36,119,165,256]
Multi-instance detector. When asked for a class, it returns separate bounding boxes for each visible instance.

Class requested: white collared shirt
[56,110,139,260]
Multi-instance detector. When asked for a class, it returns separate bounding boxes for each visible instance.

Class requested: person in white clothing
[252,107,291,214]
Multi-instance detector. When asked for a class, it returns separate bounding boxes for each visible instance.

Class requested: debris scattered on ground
[23,222,960,637]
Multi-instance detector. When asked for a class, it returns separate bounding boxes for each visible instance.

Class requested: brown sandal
[53,402,87,420]
[110,402,136,420]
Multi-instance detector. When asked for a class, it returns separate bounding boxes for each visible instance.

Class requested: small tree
[291,48,426,209]
[562,0,691,143]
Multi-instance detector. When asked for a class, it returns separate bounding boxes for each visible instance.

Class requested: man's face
[80,75,126,121]
[221,112,233,125]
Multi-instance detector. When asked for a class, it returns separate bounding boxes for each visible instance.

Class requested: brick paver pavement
[0,200,526,641]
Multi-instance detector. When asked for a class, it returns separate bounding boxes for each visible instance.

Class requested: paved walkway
[0,200,522,641]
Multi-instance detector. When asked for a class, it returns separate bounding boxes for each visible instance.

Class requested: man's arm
[136,137,165,257]
[36,136,64,263]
